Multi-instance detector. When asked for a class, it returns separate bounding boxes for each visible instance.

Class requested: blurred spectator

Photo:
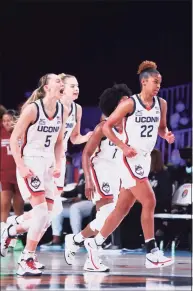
[149,149,173,213]
[0,110,24,228]
[40,171,93,250]
[0,105,7,121]
[170,100,190,130]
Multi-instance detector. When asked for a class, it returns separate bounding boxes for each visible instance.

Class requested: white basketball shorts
[16,156,55,203]
[120,151,151,189]
[90,161,121,203]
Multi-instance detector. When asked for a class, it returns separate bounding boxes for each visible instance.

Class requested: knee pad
[27,202,49,241]
[95,202,115,231]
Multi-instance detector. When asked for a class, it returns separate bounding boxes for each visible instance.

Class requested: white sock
[95,233,106,246]
[145,238,155,243]
[74,232,85,243]
[8,225,17,236]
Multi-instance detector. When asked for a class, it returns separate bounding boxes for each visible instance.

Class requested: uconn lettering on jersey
[37,126,60,133]
[135,116,159,123]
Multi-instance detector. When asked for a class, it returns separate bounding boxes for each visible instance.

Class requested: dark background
[1,0,192,110]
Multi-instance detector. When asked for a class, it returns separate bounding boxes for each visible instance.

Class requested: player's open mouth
[60,89,64,94]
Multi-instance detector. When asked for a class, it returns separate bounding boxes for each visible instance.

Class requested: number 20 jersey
[124,94,161,153]
[22,99,64,158]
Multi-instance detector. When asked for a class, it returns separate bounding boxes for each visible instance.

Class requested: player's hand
[85,178,95,200]
[122,144,137,158]
[165,131,175,144]
[53,168,61,178]
[18,165,34,178]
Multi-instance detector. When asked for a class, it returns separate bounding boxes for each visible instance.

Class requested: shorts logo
[182,189,188,198]
[30,176,41,189]
[135,165,144,176]
[102,182,110,193]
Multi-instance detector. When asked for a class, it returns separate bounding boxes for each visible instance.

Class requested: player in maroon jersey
[0,110,24,230]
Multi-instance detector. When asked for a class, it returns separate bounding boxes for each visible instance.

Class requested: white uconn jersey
[22,99,63,158]
[124,94,161,153]
[91,127,122,166]
[63,102,77,151]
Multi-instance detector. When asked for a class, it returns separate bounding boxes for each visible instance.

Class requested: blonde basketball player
[55,73,93,193]
[84,61,175,270]
[64,84,136,271]
[1,74,68,276]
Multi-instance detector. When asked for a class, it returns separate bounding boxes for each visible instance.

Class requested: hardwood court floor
[1,249,192,290]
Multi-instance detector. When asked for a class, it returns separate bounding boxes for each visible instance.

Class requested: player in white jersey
[64,84,135,271]
[55,73,92,192]
[39,73,93,248]
[84,61,175,270]
[0,74,69,276]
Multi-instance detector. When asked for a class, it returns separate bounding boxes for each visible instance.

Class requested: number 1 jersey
[124,94,161,153]
[22,99,64,158]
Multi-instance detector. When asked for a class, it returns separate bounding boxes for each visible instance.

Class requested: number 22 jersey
[124,94,161,153]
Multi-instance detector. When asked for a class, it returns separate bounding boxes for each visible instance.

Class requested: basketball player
[55,73,93,193]
[64,84,136,271]
[42,73,93,247]
[84,61,175,270]
[1,74,69,276]
[0,110,24,226]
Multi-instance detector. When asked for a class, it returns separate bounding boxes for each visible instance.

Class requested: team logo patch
[135,165,144,176]
[30,176,41,189]
[182,189,188,198]
[39,118,46,125]
[135,110,143,116]
[102,182,110,193]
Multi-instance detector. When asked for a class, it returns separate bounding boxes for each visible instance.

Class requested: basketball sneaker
[84,257,110,272]
[17,252,42,276]
[64,234,81,265]
[18,252,45,270]
[1,224,16,257]
[84,238,109,272]
[145,248,174,268]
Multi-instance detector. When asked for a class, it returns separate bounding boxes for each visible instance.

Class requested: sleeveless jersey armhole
[125,96,136,117]
[30,102,39,125]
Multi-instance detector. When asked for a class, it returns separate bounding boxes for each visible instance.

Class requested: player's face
[2,114,14,132]
[63,77,79,100]
[143,74,162,97]
[45,74,64,99]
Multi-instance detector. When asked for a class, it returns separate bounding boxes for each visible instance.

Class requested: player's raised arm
[70,104,93,144]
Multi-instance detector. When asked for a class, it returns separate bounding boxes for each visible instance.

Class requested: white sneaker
[18,252,45,270]
[84,238,108,272]
[84,257,110,272]
[1,224,16,257]
[64,234,81,265]
[145,248,174,269]
[17,252,42,276]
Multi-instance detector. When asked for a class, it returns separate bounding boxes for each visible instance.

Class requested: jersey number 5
[45,135,52,147]
[140,125,153,137]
